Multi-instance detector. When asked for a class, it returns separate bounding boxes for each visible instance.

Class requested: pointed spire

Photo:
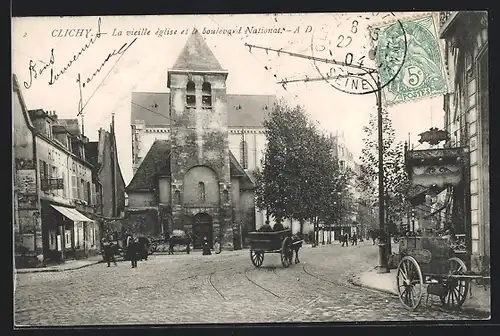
[171,29,225,72]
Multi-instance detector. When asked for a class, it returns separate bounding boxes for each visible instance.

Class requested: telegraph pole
[376,77,389,273]
[244,43,390,271]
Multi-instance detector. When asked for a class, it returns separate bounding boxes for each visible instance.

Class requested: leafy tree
[255,99,353,238]
[358,109,410,238]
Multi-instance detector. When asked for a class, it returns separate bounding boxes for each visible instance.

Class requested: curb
[348,277,491,319]
[16,260,104,274]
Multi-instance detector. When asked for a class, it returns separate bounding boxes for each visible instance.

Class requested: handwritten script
[24,17,104,89]
[76,37,137,116]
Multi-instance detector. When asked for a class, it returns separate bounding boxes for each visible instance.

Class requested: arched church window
[223,190,229,204]
[202,82,212,108]
[240,140,248,169]
[186,81,196,107]
[198,182,205,202]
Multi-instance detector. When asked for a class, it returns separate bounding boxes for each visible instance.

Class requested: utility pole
[244,43,390,271]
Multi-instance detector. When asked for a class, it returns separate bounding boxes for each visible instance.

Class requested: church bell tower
[167,30,235,249]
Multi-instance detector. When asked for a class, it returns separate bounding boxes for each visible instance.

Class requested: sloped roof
[131,92,275,127]
[171,30,225,72]
[126,140,255,191]
[126,140,171,191]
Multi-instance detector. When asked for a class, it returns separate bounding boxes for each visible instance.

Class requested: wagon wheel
[396,256,424,311]
[440,257,469,309]
[281,237,293,268]
[250,250,264,267]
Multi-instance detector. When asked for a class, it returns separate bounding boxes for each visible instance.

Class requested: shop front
[41,201,97,262]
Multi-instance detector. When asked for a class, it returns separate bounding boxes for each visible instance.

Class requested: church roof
[126,139,255,191]
[131,92,276,128]
[171,30,225,72]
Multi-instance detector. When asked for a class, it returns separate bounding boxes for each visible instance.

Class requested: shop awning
[50,205,94,222]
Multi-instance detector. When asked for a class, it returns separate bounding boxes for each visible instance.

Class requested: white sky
[12,12,446,185]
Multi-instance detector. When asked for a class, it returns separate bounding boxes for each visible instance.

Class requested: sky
[12,12,447,185]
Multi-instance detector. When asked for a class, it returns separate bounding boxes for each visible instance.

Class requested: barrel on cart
[396,236,490,311]
[247,229,296,268]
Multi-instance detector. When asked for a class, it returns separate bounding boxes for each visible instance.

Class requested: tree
[358,109,410,237]
[255,99,350,236]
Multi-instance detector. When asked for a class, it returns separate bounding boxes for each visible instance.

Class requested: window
[223,190,229,203]
[174,190,181,204]
[340,160,345,169]
[79,179,85,201]
[198,182,205,202]
[202,82,212,108]
[186,80,196,107]
[72,173,78,200]
[39,159,45,181]
[62,173,66,197]
[87,181,91,204]
[240,140,248,169]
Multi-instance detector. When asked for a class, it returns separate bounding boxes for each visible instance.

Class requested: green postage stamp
[371,15,449,106]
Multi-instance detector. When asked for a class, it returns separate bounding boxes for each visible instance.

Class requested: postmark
[310,12,408,96]
[370,14,449,106]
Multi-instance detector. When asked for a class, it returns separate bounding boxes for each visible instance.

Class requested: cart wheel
[250,250,264,267]
[281,237,293,268]
[440,257,469,309]
[397,256,424,311]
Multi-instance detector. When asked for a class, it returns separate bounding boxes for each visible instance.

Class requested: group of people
[340,232,359,247]
[258,220,286,232]
[101,234,151,269]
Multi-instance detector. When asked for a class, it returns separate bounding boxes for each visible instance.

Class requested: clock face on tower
[310,12,408,96]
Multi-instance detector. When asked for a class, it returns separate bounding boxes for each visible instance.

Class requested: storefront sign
[17,169,37,194]
[18,195,38,209]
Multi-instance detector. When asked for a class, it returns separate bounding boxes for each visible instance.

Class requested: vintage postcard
[12,12,490,326]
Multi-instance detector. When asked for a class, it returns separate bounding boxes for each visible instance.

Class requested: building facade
[13,75,100,266]
[126,32,256,249]
[439,11,489,271]
[328,131,362,240]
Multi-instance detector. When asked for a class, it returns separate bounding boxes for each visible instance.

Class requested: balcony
[41,178,64,192]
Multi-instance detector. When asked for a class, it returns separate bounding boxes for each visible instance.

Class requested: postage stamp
[369,15,449,106]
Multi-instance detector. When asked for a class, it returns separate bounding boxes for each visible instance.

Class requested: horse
[291,234,303,264]
[168,235,191,254]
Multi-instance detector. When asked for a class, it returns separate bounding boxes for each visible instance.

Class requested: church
[125,31,276,250]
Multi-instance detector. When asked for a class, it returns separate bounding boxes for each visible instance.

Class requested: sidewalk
[15,255,104,274]
[350,267,491,318]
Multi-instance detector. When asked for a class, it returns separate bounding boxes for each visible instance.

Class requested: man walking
[341,232,349,247]
[102,239,117,267]
[128,237,139,268]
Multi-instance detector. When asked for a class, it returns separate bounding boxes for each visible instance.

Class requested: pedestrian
[341,232,348,247]
[128,237,139,268]
[202,236,211,256]
[352,233,358,246]
[106,241,118,267]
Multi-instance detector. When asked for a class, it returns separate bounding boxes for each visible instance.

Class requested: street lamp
[362,65,390,274]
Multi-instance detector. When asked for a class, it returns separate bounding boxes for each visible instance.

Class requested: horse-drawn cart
[397,236,490,311]
[247,229,302,268]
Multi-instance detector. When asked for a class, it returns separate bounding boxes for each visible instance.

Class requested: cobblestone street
[14,243,485,325]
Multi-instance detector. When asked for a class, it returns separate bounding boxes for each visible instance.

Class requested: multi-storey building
[439,11,489,272]
[328,131,362,240]
[13,74,100,266]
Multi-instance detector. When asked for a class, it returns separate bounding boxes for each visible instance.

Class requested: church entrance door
[192,213,213,249]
